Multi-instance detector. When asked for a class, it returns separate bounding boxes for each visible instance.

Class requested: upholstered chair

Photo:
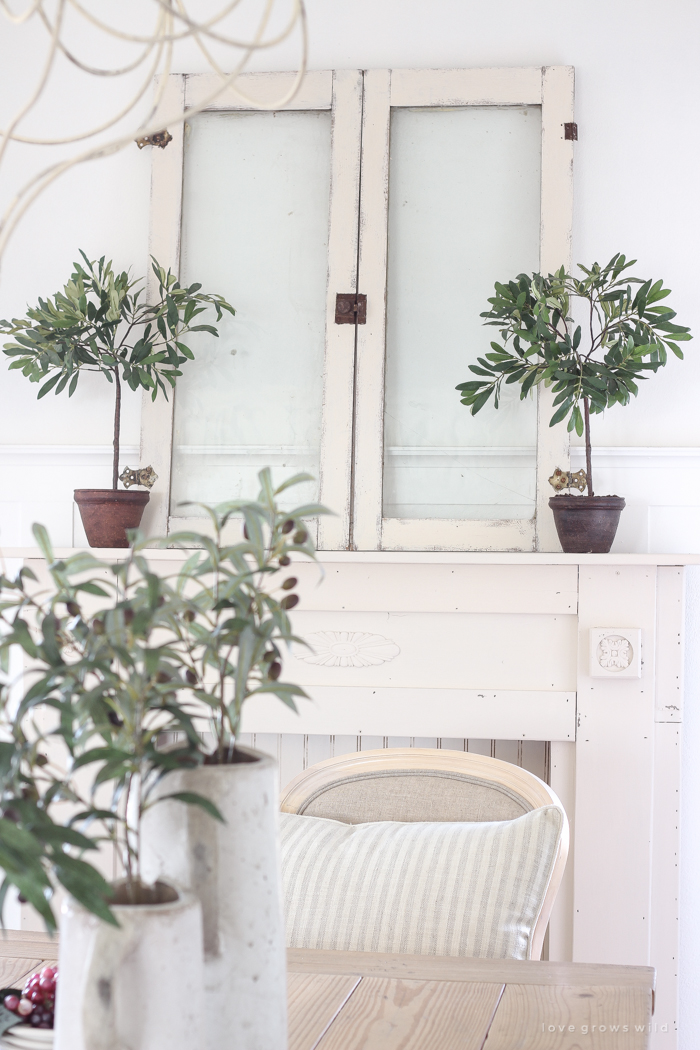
[280,747,569,961]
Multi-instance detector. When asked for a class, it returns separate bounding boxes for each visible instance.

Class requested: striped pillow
[280,806,563,960]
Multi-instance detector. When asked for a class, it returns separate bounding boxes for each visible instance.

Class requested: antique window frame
[141,66,574,551]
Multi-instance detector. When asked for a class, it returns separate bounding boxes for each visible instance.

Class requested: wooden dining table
[288,948,655,1050]
[0,932,655,1049]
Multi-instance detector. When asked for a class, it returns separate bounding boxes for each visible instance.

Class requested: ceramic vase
[141,747,288,1050]
[54,881,202,1050]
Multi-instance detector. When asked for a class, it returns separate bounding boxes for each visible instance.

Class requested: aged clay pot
[549,495,626,554]
[141,747,288,1050]
[74,489,149,548]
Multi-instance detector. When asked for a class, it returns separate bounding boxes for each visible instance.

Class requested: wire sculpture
[0,0,307,266]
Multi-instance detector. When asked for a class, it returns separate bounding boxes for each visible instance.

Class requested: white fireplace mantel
[4,547,696,1049]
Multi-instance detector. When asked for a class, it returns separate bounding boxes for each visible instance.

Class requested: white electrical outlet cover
[589,628,642,679]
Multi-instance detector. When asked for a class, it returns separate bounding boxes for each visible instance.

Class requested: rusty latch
[564,122,578,141]
[335,293,367,324]
[136,130,173,150]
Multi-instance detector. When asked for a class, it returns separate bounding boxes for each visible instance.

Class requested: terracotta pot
[74,489,149,548]
[549,495,626,553]
[141,747,288,1050]
[54,880,203,1050]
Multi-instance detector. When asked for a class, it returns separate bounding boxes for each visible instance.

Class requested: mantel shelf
[3,547,700,566]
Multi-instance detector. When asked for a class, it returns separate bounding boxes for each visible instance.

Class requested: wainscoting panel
[2,445,700,553]
[0,445,139,547]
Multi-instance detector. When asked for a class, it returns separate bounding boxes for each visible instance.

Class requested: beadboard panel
[237,733,550,794]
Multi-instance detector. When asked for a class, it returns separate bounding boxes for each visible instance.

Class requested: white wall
[2,0,699,549]
[1,0,700,1040]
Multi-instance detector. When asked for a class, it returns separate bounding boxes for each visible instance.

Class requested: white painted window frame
[141,66,574,552]
[140,70,363,547]
[352,66,574,553]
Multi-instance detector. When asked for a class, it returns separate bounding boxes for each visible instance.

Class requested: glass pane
[382,106,541,520]
[171,110,332,516]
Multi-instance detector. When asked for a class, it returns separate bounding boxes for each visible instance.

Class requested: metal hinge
[564,122,578,141]
[335,293,367,324]
[136,130,173,150]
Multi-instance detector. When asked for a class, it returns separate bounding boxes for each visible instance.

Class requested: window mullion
[140,72,186,542]
[536,66,575,552]
[351,68,392,552]
[317,70,364,551]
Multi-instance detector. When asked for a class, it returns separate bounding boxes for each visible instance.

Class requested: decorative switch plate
[589,628,642,678]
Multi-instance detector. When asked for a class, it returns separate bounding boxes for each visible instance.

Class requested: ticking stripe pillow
[280,806,563,960]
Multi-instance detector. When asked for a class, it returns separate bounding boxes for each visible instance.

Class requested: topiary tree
[1,252,235,490]
[456,254,691,495]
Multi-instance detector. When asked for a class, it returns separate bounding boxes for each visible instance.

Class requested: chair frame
[280,747,569,960]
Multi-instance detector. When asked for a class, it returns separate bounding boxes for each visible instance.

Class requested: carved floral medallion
[596,635,633,672]
[296,631,400,668]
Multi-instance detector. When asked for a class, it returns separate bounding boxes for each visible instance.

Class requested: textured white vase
[141,748,288,1050]
[54,882,203,1050]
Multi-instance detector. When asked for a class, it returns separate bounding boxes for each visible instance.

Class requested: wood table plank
[485,984,653,1049]
[288,973,360,1050]
[314,978,504,1050]
[0,958,42,989]
[288,949,656,991]
[0,938,654,1050]
[0,932,58,962]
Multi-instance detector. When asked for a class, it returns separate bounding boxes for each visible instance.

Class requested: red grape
[10,967,59,1029]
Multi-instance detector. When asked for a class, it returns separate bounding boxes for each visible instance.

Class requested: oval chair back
[280,747,569,960]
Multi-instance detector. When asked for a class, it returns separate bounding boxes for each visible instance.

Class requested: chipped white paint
[317,70,363,551]
[351,68,391,551]
[536,66,575,553]
[242,686,576,740]
[352,66,574,552]
[184,70,333,111]
[140,74,185,540]
[389,66,543,107]
[142,67,575,552]
[381,516,536,552]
